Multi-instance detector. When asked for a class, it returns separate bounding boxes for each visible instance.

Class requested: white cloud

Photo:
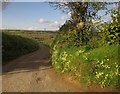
[38,18,62,28]
[28,26,37,30]
[59,0,66,2]
[59,1,68,4]
[39,18,50,23]
[39,18,44,23]
[49,21,61,27]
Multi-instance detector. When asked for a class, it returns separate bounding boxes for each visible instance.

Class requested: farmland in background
[2,30,57,64]
[2,30,57,47]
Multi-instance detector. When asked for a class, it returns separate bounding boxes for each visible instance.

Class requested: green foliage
[51,2,120,91]
[2,32,39,64]
[103,22,120,45]
[51,21,120,90]
[51,41,119,90]
[4,30,56,47]
[80,45,119,88]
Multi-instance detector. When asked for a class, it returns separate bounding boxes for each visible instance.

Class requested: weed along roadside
[2,38,115,92]
[2,2,120,92]
[51,9,120,92]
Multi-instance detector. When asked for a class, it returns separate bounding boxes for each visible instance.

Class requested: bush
[51,21,120,90]
[102,22,120,45]
[52,41,119,90]
[2,32,39,64]
[80,44,119,89]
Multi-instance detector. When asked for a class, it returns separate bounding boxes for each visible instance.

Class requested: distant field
[2,32,39,64]
[2,30,57,47]
[2,30,57,64]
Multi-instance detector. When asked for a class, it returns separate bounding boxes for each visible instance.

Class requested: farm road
[2,45,82,92]
[2,44,113,92]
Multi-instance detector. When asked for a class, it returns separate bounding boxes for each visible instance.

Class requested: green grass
[51,19,120,91]
[40,39,54,47]
[52,44,119,90]
[80,44,119,62]
[79,44,119,90]
[2,32,39,64]
[3,30,56,47]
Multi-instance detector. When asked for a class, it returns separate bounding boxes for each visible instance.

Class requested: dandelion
[104,65,109,68]
[78,50,85,54]
[116,64,118,68]
[83,55,88,60]
[106,74,108,77]
[96,74,100,78]
[66,60,70,66]
[53,45,57,50]
[101,60,104,65]
[102,81,104,85]
[85,57,88,60]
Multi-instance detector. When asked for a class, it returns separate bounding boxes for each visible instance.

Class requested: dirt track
[2,45,114,92]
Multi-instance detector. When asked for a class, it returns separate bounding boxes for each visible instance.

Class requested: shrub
[102,22,120,45]
[51,42,119,90]
[51,21,120,90]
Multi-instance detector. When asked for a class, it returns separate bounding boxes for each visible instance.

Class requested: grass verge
[2,32,39,64]
[52,44,119,91]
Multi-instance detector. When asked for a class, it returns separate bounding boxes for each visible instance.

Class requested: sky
[2,2,70,31]
[2,2,117,31]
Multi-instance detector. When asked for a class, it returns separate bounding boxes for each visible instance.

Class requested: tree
[59,20,75,32]
[49,2,108,46]
[50,2,108,27]
[50,2,119,46]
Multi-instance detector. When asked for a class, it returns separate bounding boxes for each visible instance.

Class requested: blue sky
[2,2,117,31]
[2,2,70,31]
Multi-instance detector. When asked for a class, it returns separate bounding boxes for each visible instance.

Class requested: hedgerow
[51,21,120,90]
